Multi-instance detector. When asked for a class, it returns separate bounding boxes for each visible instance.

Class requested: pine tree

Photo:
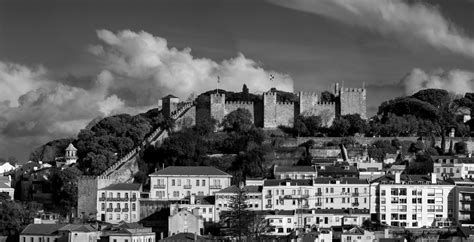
[221,186,252,241]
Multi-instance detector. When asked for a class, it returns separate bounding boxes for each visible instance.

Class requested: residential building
[313,178,370,210]
[340,226,375,242]
[97,183,141,224]
[149,166,232,201]
[168,209,204,236]
[100,222,156,242]
[56,224,98,242]
[450,178,474,226]
[19,224,65,242]
[170,195,217,223]
[433,156,474,179]
[372,173,455,228]
[262,179,313,210]
[317,164,359,178]
[273,165,317,179]
[0,161,14,175]
[215,185,262,220]
[0,176,14,199]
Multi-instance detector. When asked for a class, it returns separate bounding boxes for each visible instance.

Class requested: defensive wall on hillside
[208,83,366,129]
[77,102,195,219]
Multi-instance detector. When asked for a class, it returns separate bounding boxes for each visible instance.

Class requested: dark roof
[161,233,207,241]
[313,178,368,184]
[372,174,452,185]
[162,94,179,99]
[264,179,313,187]
[274,166,316,173]
[216,185,262,194]
[118,222,145,229]
[150,166,231,176]
[317,165,359,177]
[21,224,67,235]
[100,183,142,191]
[458,226,474,238]
[182,195,215,205]
[259,208,369,216]
[57,224,96,232]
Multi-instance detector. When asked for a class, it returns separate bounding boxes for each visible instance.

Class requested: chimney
[395,172,401,184]
[190,194,196,205]
[431,173,437,184]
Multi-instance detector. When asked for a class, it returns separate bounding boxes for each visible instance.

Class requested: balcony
[98,197,106,201]
[352,193,359,197]
[315,192,322,196]
[130,197,137,202]
[209,185,222,189]
[265,194,272,198]
[183,185,192,189]
[302,204,309,208]
[265,204,272,208]
[122,208,129,212]
[114,208,121,212]
[352,202,359,207]
[106,208,113,212]
[315,202,322,207]
[153,184,166,189]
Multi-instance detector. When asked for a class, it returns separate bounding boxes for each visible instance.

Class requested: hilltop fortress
[162,83,366,128]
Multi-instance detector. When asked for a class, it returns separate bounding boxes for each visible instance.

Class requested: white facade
[170,195,217,223]
[149,166,232,201]
[374,173,455,228]
[215,185,262,221]
[0,162,15,174]
[96,184,141,224]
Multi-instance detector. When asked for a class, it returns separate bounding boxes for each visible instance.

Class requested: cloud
[270,0,474,59]
[90,29,294,105]
[400,68,474,95]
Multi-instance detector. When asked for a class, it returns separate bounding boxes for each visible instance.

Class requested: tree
[221,186,253,241]
[412,89,450,108]
[222,108,253,133]
[454,141,468,155]
[331,118,350,136]
[320,91,336,102]
[406,153,433,175]
[50,167,82,217]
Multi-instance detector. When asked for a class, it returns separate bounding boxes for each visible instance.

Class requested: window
[101,203,105,211]
[202,179,205,186]
[109,203,112,209]
[288,218,291,223]
[117,192,121,198]
[116,203,120,209]
[125,214,128,220]
[330,198,334,203]
[125,193,128,198]
[132,203,136,211]
[330,188,334,193]
[116,214,120,220]
[102,192,105,198]
[209,208,213,213]
[109,214,112,220]
[178,179,181,186]
[172,179,175,186]
[412,214,417,220]
[196,180,200,186]
[342,198,345,203]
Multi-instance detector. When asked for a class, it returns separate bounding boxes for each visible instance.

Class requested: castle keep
[208,83,366,128]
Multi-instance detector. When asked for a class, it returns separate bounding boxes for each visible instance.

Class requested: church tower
[65,143,78,165]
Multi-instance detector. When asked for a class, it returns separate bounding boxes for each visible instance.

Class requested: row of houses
[95,165,474,238]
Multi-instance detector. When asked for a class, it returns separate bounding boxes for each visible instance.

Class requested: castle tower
[339,86,367,119]
[210,93,226,124]
[298,91,319,115]
[263,91,277,128]
[162,94,180,119]
[65,143,77,165]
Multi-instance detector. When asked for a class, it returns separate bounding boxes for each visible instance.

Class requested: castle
[162,83,366,128]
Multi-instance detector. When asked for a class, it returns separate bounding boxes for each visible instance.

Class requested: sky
[1,0,474,161]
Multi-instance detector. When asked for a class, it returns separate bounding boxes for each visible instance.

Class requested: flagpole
[217,76,220,94]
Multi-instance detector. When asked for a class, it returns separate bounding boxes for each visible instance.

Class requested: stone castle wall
[340,88,367,119]
[304,102,336,127]
[210,94,226,124]
[225,101,255,123]
[263,92,277,128]
[276,101,295,127]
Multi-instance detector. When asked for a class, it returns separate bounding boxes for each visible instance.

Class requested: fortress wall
[210,93,226,124]
[263,92,277,128]
[77,177,99,218]
[301,102,336,127]
[298,91,319,114]
[340,88,367,119]
[174,106,196,129]
[225,101,255,123]
[276,102,295,127]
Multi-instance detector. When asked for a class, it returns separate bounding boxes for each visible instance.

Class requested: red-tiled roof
[274,166,316,173]
[21,224,67,235]
[150,166,231,176]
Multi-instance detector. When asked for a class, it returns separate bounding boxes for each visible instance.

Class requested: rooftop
[21,224,67,235]
[372,174,452,185]
[57,224,96,232]
[274,166,317,173]
[313,177,368,185]
[100,183,142,191]
[264,179,313,187]
[150,166,231,177]
[216,185,262,194]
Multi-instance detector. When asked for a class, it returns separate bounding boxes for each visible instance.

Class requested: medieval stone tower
[210,93,226,124]
[335,84,367,119]
[162,94,180,119]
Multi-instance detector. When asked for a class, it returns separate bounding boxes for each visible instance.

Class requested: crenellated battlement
[343,87,365,93]
[277,101,294,106]
[315,102,336,106]
[225,101,254,105]
[263,91,277,96]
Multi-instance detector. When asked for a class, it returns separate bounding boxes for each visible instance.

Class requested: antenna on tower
[216,76,220,94]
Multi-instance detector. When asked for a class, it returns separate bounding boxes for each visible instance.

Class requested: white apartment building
[96,183,141,224]
[170,195,217,223]
[313,178,370,210]
[274,165,317,179]
[264,209,370,236]
[215,185,262,220]
[373,173,455,228]
[149,166,232,200]
[262,179,314,210]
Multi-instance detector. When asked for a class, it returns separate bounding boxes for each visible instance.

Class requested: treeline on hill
[281,89,474,139]
[142,108,273,184]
